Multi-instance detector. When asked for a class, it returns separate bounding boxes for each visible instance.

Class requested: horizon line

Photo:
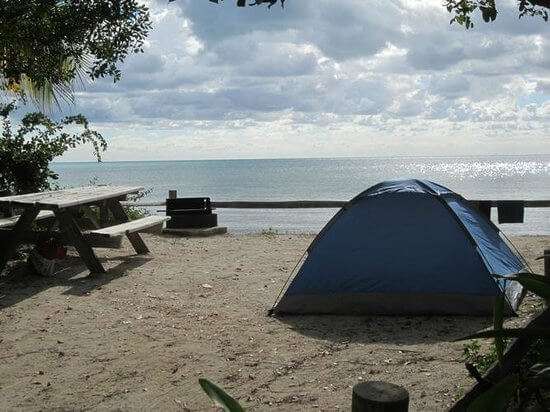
[52,153,550,164]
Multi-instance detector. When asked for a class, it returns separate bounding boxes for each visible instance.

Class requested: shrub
[0,102,106,195]
[463,340,499,375]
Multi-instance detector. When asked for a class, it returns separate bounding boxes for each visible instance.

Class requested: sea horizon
[52,154,550,235]
[53,152,550,164]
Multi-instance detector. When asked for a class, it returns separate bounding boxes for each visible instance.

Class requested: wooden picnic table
[0,186,168,274]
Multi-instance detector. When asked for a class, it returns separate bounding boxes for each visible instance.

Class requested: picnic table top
[0,185,143,210]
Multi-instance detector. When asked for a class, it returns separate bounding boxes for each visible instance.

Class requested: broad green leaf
[199,378,245,412]
[493,292,505,363]
[514,273,550,300]
[494,271,550,284]
[535,341,550,363]
[456,328,550,341]
[467,374,518,412]
[525,363,550,390]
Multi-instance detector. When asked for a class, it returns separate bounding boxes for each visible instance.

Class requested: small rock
[201,284,213,289]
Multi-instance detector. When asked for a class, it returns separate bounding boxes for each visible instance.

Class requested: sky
[58,0,550,161]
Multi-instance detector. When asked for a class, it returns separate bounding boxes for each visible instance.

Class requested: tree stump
[352,381,409,412]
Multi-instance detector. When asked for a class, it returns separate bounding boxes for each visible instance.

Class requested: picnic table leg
[106,199,149,254]
[99,202,110,227]
[0,207,39,274]
[55,210,105,273]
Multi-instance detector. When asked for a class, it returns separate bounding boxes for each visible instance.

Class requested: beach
[0,233,547,411]
[4,0,550,410]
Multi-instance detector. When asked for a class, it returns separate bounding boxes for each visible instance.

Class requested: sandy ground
[0,233,547,411]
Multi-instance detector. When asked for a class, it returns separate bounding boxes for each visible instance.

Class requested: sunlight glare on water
[398,161,550,179]
[52,155,550,235]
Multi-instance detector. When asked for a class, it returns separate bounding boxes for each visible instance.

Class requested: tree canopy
[444,0,549,28]
[0,0,151,105]
[214,0,549,27]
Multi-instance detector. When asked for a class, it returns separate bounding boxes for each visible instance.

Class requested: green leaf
[493,292,505,363]
[525,363,550,390]
[456,328,550,341]
[199,378,245,412]
[467,374,518,412]
[515,273,550,300]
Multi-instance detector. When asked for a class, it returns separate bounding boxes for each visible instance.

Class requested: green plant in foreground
[199,378,244,412]
[458,271,550,411]
[463,340,499,375]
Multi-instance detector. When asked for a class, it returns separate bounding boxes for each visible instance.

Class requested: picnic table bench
[0,186,169,274]
[0,210,55,228]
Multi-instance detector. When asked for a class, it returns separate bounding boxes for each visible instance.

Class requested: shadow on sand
[276,313,492,345]
[0,254,151,310]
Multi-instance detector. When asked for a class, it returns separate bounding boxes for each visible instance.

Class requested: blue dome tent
[272,179,526,316]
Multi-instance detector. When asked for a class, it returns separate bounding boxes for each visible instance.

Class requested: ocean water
[51,155,550,235]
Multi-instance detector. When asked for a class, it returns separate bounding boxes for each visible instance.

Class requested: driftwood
[450,308,550,411]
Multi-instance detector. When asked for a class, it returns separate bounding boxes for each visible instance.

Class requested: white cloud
[49,0,550,160]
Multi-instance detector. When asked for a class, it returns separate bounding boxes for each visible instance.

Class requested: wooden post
[168,190,177,199]
[544,249,550,278]
[544,249,550,307]
[352,381,409,412]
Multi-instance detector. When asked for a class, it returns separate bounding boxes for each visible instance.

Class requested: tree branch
[530,0,550,8]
